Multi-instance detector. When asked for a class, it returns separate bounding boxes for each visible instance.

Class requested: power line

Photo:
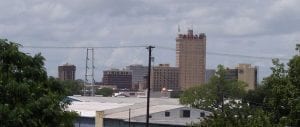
[22,45,147,49]
[21,45,292,61]
[155,46,291,61]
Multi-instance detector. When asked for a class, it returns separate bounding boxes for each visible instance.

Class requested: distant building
[58,63,76,80]
[176,29,206,90]
[102,69,132,90]
[225,68,239,81]
[205,69,216,83]
[236,64,258,90]
[151,64,179,91]
[126,64,148,90]
[225,64,258,90]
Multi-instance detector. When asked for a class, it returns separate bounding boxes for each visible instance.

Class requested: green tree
[243,85,267,108]
[180,65,276,127]
[286,56,300,125]
[96,87,114,97]
[243,58,300,126]
[60,79,84,96]
[180,65,246,110]
[0,39,77,127]
[287,55,300,126]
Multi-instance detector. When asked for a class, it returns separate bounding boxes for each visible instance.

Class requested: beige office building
[224,64,258,91]
[150,64,179,91]
[176,30,206,90]
[58,63,76,81]
[236,64,258,91]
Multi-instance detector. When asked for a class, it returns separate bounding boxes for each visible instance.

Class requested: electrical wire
[155,46,291,61]
[22,45,148,49]
[21,45,292,61]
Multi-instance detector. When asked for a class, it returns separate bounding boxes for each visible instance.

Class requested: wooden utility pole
[146,46,155,127]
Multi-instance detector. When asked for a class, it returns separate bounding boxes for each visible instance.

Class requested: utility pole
[296,44,300,55]
[146,45,155,127]
[128,108,131,127]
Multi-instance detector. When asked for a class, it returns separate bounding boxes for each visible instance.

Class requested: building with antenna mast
[176,29,206,90]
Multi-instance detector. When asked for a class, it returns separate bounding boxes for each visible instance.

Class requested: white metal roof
[67,96,181,117]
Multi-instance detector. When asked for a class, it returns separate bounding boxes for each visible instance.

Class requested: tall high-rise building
[102,69,132,90]
[176,29,206,90]
[58,63,76,80]
[126,64,148,89]
[150,64,179,91]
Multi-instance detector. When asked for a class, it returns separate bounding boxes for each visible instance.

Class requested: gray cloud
[0,0,299,81]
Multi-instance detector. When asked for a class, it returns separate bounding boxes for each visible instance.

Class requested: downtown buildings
[206,64,258,91]
[58,63,76,81]
[58,29,257,93]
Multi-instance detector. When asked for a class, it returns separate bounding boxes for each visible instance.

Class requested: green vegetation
[59,79,84,96]
[0,39,78,127]
[96,87,114,97]
[180,58,300,126]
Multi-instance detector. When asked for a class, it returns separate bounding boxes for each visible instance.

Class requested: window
[182,110,190,118]
[165,111,170,117]
[200,112,205,117]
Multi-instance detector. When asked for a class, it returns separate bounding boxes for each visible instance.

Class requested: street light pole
[296,44,300,55]
[146,45,155,127]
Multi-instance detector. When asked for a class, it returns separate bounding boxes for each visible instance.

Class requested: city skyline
[1,0,299,82]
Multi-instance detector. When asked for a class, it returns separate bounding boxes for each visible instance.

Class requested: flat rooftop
[67,96,180,117]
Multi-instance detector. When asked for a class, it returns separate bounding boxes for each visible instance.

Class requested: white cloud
[223,17,263,36]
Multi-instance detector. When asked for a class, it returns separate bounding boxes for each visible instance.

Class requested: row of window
[160,110,206,118]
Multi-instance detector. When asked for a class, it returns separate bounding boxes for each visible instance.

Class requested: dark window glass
[165,111,170,117]
[200,112,205,117]
[182,110,190,118]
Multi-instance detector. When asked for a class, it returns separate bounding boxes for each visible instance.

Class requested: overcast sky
[1,0,299,82]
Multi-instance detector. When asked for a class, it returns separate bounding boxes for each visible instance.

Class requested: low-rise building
[67,96,210,127]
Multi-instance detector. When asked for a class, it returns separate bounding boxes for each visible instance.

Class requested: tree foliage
[0,39,77,127]
[180,65,246,111]
[59,79,84,96]
[245,58,300,126]
[181,59,300,126]
[96,87,114,97]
